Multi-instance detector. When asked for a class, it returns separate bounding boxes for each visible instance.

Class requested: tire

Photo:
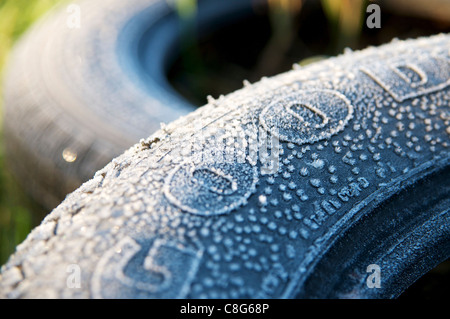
[2,0,259,210]
[0,34,449,299]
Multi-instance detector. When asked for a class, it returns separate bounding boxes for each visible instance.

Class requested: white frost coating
[92,236,203,298]
[1,33,449,299]
[360,52,450,102]
[259,89,354,145]
[163,160,258,216]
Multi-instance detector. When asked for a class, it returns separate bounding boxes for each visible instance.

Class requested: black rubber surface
[0,34,449,298]
[2,0,257,209]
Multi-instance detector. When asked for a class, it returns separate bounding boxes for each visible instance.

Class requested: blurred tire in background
[2,0,262,212]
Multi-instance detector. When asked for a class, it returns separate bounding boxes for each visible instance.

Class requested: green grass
[0,0,65,265]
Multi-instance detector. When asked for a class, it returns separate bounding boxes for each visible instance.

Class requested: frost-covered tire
[1,34,449,299]
[2,0,257,209]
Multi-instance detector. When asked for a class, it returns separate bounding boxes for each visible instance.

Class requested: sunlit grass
[321,0,367,51]
[0,0,64,71]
